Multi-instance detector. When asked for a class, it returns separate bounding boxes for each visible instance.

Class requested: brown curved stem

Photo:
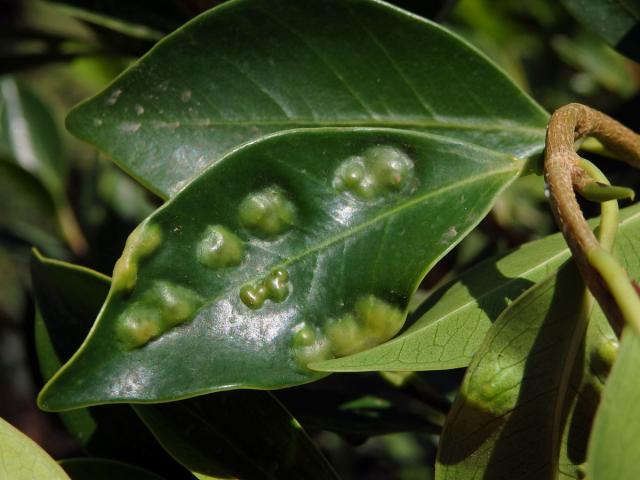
[545,103,640,335]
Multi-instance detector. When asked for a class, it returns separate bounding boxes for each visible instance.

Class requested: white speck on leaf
[121,122,141,133]
[106,88,123,106]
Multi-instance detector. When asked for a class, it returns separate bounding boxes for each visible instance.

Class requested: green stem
[578,159,618,252]
[588,248,640,335]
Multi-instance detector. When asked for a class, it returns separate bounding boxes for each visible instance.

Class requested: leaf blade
[312,203,640,373]
[38,128,519,408]
[435,262,592,479]
[435,210,640,479]
[0,417,70,480]
[66,0,547,197]
[586,328,640,480]
[561,0,640,62]
[31,252,339,480]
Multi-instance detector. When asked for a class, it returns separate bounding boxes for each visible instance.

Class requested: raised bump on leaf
[333,146,415,200]
[325,313,369,357]
[263,267,290,302]
[117,281,203,348]
[239,268,291,309]
[354,295,404,342]
[591,336,619,377]
[296,295,405,368]
[292,324,332,369]
[151,281,204,328]
[112,221,162,293]
[117,305,164,348]
[238,186,296,237]
[197,225,245,268]
[463,352,519,416]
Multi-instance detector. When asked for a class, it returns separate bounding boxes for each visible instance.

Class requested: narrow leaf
[0,159,61,251]
[49,0,193,40]
[38,128,519,408]
[0,77,66,195]
[0,417,70,480]
[561,0,640,62]
[66,0,547,197]
[312,203,640,373]
[586,328,640,480]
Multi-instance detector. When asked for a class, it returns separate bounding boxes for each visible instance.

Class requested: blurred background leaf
[561,0,640,62]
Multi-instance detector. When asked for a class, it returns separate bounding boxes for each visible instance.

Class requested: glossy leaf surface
[39,128,518,408]
[60,458,165,480]
[561,0,640,62]
[31,251,197,480]
[32,252,338,480]
[586,329,640,480]
[311,202,640,373]
[0,417,70,480]
[66,0,547,198]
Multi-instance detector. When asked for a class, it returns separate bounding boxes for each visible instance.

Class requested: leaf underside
[0,417,70,480]
[586,328,640,480]
[436,209,640,479]
[311,204,640,373]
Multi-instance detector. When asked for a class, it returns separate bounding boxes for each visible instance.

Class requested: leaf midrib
[115,117,546,135]
[193,164,518,317]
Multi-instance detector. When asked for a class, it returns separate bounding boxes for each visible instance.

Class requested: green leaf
[0,159,63,252]
[311,201,640,374]
[60,458,165,480]
[0,76,66,195]
[552,32,637,98]
[561,0,640,62]
[38,128,519,408]
[31,251,195,479]
[586,328,640,480]
[0,417,70,480]
[0,77,87,255]
[436,262,591,479]
[436,214,640,479]
[32,251,339,480]
[558,306,617,479]
[49,0,192,40]
[66,0,547,198]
